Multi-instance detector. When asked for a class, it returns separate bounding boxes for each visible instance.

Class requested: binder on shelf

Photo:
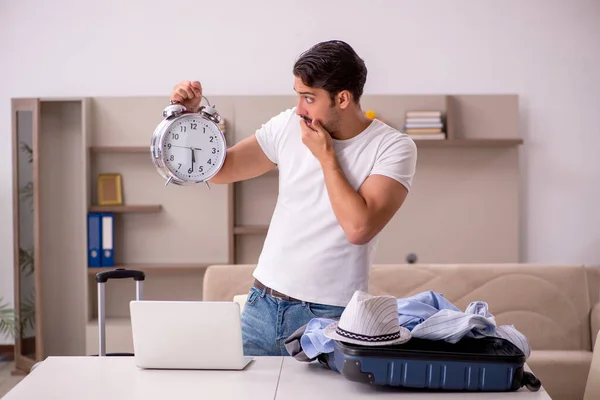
[87,212,102,267]
[101,213,115,267]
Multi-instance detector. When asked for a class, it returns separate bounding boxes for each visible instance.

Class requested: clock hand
[191,148,195,170]
[170,144,203,151]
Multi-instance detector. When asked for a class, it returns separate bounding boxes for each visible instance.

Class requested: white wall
[1,0,599,345]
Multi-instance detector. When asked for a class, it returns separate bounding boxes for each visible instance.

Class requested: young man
[170,40,417,356]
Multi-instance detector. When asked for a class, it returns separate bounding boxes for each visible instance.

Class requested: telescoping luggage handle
[95,268,146,357]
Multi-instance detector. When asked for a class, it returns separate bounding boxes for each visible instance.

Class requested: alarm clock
[150,96,227,186]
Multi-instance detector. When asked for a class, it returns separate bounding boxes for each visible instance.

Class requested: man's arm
[169,80,277,184]
[321,157,409,245]
[299,118,413,245]
[209,135,276,184]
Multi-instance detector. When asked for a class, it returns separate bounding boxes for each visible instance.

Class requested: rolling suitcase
[94,268,145,357]
[329,336,541,392]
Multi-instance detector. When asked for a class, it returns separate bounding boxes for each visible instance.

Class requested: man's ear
[336,90,352,109]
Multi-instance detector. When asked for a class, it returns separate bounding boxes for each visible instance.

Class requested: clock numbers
[163,118,223,181]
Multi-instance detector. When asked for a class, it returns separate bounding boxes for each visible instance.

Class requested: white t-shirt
[253,107,417,307]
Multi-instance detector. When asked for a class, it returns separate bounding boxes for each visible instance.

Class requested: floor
[0,362,24,398]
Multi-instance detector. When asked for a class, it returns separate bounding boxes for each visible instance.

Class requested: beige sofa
[203,263,600,400]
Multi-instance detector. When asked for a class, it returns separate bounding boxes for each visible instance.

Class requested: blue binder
[87,213,102,267]
[101,213,115,267]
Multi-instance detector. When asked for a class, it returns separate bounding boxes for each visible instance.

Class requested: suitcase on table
[328,336,541,392]
[94,268,145,357]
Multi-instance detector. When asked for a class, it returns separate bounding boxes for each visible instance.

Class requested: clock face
[161,115,226,182]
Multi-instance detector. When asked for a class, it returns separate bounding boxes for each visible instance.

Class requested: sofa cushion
[369,264,593,351]
[203,264,255,302]
[527,350,593,400]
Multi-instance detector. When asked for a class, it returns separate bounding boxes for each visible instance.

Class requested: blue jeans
[240,286,345,356]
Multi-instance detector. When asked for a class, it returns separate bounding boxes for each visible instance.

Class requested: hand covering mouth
[301,115,313,127]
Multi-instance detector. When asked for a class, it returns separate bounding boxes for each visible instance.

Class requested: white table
[3,356,551,399]
[3,356,283,400]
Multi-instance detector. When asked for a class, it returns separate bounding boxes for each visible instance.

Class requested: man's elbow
[345,225,375,246]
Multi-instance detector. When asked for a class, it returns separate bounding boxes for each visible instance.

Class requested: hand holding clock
[171,80,203,112]
[152,80,227,186]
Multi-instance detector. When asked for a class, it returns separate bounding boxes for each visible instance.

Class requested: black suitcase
[327,336,541,392]
[94,268,145,357]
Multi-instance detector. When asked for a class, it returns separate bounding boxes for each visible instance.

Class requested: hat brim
[323,321,411,347]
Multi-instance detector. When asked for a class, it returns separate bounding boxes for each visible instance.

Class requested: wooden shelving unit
[12,93,523,357]
[88,205,162,213]
[414,138,523,148]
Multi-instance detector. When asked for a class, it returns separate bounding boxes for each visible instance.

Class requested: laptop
[129,300,253,370]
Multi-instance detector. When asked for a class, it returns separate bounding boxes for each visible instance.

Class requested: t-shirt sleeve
[370,134,418,191]
[254,108,294,165]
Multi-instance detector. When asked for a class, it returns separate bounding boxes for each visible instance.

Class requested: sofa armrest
[591,302,600,349]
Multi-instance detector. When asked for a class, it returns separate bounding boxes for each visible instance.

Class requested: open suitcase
[94,268,145,357]
[326,336,541,392]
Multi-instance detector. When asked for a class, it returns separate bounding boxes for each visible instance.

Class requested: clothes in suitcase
[329,335,541,392]
[285,290,541,393]
[94,268,145,357]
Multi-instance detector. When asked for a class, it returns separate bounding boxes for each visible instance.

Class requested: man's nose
[295,101,305,116]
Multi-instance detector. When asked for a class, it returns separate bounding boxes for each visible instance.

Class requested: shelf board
[234,225,269,235]
[414,138,523,148]
[90,146,149,154]
[86,317,130,327]
[40,97,85,102]
[89,139,521,154]
[89,205,162,213]
[87,263,215,274]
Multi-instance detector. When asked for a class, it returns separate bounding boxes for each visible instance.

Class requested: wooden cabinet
[10,94,522,357]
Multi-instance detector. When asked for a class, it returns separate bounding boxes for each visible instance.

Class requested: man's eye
[305,97,314,104]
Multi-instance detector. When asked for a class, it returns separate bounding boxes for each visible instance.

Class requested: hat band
[336,326,402,343]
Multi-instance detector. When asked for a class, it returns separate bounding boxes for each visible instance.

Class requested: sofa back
[202,263,600,352]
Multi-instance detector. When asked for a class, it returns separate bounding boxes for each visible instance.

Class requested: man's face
[293,76,340,134]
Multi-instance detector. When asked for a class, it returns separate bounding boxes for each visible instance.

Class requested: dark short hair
[293,40,367,105]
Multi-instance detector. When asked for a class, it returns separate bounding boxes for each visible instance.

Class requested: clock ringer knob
[200,104,221,124]
[162,103,186,118]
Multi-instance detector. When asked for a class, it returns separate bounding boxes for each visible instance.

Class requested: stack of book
[403,111,446,140]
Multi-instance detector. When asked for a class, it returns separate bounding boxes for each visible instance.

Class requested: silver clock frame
[150,98,227,186]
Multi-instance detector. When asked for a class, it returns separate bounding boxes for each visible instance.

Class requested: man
[170,40,417,356]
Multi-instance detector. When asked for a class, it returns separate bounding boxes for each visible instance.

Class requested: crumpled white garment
[409,301,531,358]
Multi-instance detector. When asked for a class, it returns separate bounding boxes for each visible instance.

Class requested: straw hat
[324,291,411,346]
